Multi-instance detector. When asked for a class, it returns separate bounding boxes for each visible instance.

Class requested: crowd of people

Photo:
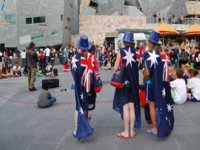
[152,12,186,24]
[0,30,200,140]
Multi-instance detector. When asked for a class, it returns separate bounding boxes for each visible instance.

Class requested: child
[37,83,56,108]
[182,64,191,84]
[170,69,187,104]
[187,68,200,102]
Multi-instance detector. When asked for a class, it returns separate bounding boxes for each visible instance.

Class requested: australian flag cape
[143,50,174,137]
[113,47,141,129]
[71,53,94,140]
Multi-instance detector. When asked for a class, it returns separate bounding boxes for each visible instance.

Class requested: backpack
[179,51,188,62]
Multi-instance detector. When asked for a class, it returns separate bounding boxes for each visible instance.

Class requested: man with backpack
[179,49,189,68]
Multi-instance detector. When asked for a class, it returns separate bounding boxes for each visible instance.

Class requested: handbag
[93,71,103,93]
[110,66,125,88]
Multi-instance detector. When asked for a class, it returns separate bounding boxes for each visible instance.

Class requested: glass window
[60,14,63,21]
[33,16,45,23]
[26,18,32,24]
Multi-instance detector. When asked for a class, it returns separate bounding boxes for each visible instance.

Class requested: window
[60,14,63,21]
[26,18,32,24]
[33,16,45,23]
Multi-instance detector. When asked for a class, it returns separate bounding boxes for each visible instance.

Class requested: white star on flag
[122,48,135,67]
[167,104,173,112]
[71,55,79,70]
[162,88,166,98]
[147,51,160,68]
[80,93,84,100]
[79,107,84,114]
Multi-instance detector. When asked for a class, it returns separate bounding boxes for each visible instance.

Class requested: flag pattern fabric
[80,53,95,93]
[143,50,174,137]
[113,47,141,129]
[71,52,96,140]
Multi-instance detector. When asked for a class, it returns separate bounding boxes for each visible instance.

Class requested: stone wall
[185,1,200,15]
[80,0,90,15]
[76,15,147,45]
[71,15,189,46]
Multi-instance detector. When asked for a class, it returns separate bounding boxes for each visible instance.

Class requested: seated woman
[45,63,53,76]
[12,61,21,77]
[187,68,200,102]
[170,69,187,104]
[1,63,11,78]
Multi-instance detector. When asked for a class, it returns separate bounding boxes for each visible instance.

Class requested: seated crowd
[0,61,21,79]
[169,64,200,104]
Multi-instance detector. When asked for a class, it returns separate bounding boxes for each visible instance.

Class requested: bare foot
[116,132,129,139]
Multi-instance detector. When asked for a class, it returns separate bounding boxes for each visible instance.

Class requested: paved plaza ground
[0,65,200,150]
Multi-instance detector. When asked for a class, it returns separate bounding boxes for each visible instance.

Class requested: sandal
[146,129,157,136]
[116,133,129,139]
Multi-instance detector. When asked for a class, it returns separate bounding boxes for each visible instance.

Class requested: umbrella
[184,24,200,35]
[156,23,179,35]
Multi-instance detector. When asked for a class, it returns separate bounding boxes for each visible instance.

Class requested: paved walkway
[0,65,199,150]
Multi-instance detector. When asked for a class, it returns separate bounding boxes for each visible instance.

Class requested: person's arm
[113,51,121,72]
[143,69,150,82]
[186,79,192,92]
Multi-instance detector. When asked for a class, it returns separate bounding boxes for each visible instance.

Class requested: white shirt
[13,65,21,71]
[20,51,26,59]
[44,48,51,57]
[187,77,200,101]
[170,79,187,104]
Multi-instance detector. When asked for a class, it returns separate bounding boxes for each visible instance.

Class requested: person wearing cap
[71,34,99,135]
[113,32,141,139]
[142,31,174,137]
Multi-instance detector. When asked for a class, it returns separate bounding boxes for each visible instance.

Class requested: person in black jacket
[26,42,38,91]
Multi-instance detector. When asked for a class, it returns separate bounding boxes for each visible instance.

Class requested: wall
[185,1,200,15]
[17,0,64,50]
[76,15,147,45]
[71,15,189,46]
[0,0,17,48]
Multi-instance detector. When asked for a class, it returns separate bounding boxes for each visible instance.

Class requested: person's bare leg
[129,103,136,137]
[73,110,78,135]
[88,111,92,121]
[149,102,157,134]
[117,104,129,138]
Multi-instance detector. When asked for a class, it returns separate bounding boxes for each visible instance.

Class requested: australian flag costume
[113,46,141,129]
[71,35,98,140]
[143,31,174,137]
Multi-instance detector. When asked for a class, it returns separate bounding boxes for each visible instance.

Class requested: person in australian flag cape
[142,30,174,137]
[71,34,100,140]
[113,32,141,139]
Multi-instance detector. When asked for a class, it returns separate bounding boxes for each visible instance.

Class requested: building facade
[0,0,65,50]
[72,0,195,47]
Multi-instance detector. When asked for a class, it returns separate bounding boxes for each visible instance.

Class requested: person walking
[113,32,141,139]
[26,42,38,91]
